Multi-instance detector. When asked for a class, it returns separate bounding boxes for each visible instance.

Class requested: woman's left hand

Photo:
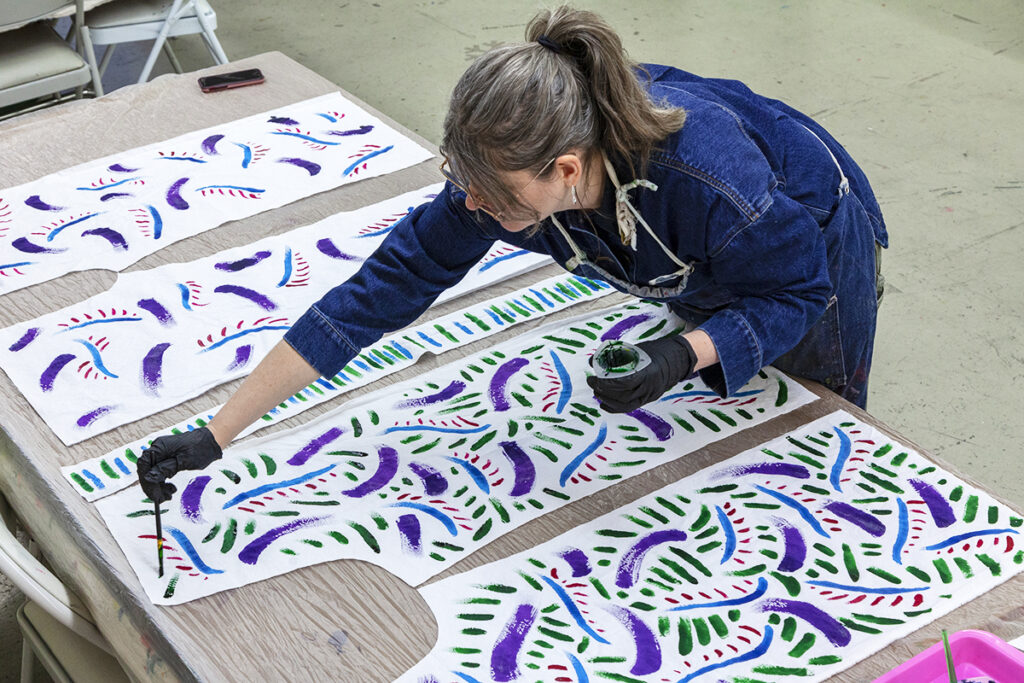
[586,335,697,412]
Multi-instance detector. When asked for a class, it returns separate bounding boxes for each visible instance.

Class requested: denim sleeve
[284,184,495,378]
[697,189,831,396]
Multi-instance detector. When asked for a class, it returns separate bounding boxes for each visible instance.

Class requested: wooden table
[1,52,1022,682]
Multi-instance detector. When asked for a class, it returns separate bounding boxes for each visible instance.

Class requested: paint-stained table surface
[0,52,1022,682]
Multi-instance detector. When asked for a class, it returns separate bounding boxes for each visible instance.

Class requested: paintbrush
[942,630,956,683]
[154,500,164,578]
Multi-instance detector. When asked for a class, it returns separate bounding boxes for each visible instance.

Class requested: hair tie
[537,35,563,54]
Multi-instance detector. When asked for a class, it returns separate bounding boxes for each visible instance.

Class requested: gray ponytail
[441,5,686,217]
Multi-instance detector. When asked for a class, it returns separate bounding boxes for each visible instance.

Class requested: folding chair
[80,0,229,96]
[0,0,97,118]
[0,492,128,683]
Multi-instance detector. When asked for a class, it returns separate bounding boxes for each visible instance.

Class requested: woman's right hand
[136,427,223,503]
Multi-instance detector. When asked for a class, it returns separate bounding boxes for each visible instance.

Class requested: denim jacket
[285,64,887,398]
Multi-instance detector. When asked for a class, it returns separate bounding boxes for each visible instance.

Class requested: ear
[553,153,584,187]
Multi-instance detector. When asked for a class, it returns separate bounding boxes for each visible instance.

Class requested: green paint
[670,413,695,433]
[866,567,902,584]
[411,437,441,454]
[859,471,904,494]
[589,576,611,599]
[688,410,720,432]
[842,544,860,581]
[708,614,728,637]
[689,505,711,531]
[905,566,931,583]
[472,518,493,541]
[808,655,842,665]
[839,618,882,635]
[220,469,241,485]
[964,495,979,523]
[780,616,796,641]
[677,618,693,655]
[709,409,736,427]
[244,520,255,535]
[851,613,905,625]
[349,522,380,553]
[201,523,221,543]
[162,575,178,600]
[220,519,237,554]
[933,558,953,583]
[775,378,788,406]
[658,557,698,584]
[692,617,711,646]
[953,556,974,578]
[788,632,816,658]
[977,553,1001,576]
[242,459,258,478]
[771,572,802,597]
[259,454,277,476]
[668,547,712,577]
[99,460,119,480]
[752,666,807,676]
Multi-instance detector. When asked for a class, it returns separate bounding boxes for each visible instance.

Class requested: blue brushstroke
[234,142,253,168]
[807,580,929,594]
[278,247,293,287]
[753,485,830,538]
[383,424,491,435]
[829,426,852,491]
[530,288,553,307]
[199,326,291,352]
[540,575,610,644]
[549,350,572,414]
[46,212,101,241]
[315,378,336,391]
[485,309,505,326]
[178,283,192,310]
[165,527,224,574]
[342,145,393,176]
[390,341,413,359]
[892,497,909,565]
[222,464,336,509]
[389,502,458,536]
[73,339,119,378]
[716,505,736,564]
[478,249,529,272]
[925,528,1019,551]
[59,317,141,331]
[566,652,589,683]
[452,673,483,683]
[660,388,762,401]
[115,457,131,475]
[317,112,337,122]
[0,261,33,271]
[669,577,769,612]
[195,184,265,194]
[147,205,163,239]
[442,456,490,494]
[417,331,442,348]
[82,469,104,489]
[454,322,474,335]
[676,626,773,683]
[158,156,206,163]
[76,178,139,191]
[559,424,608,486]
[270,131,339,145]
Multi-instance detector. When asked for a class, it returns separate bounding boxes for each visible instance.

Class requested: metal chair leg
[194,4,228,64]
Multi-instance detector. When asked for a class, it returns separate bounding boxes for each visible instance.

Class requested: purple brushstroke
[215,250,272,271]
[76,405,116,428]
[600,313,654,341]
[559,548,592,577]
[627,408,673,441]
[141,343,171,395]
[276,157,322,175]
[491,604,537,682]
[108,163,137,173]
[408,462,448,496]
[396,514,422,554]
[8,328,40,352]
[499,440,536,497]
[909,478,956,528]
[394,380,465,409]
[824,501,886,537]
[81,227,128,250]
[723,462,811,479]
[12,237,65,254]
[166,177,189,210]
[24,195,64,212]
[40,353,76,391]
[286,427,344,466]
[201,134,224,155]
[100,192,133,202]
[489,357,529,411]
[137,298,174,325]
[268,115,298,125]
[180,475,212,522]
[609,605,661,676]
[342,446,399,497]
[760,598,851,646]
[228,344,253,371]
[328,124,374,137]
[213,284,277,311]
[776,518,807,572]
[238,516,328,565]
[616,529,688,588]
[315,238,360,261]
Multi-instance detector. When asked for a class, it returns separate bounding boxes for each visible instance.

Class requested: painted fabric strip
[0,92,432,294]
[64,272,614,501]
[397,410,1024,683]
[0,184,550,445]
[95,300,815,605]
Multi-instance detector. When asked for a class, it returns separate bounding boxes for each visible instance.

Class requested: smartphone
[198,68,265,93]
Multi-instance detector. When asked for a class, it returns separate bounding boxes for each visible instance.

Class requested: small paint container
[591,340,652,379]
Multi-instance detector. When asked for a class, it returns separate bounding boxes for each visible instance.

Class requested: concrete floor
[2,0,1022,679]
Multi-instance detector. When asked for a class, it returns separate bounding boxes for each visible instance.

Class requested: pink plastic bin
[874,630,1024,682]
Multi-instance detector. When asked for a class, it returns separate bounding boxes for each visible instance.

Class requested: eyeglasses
[440,156,556,222]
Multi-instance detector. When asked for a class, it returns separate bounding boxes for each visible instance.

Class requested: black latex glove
[136,427,223,503]
[586,335,697,413]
